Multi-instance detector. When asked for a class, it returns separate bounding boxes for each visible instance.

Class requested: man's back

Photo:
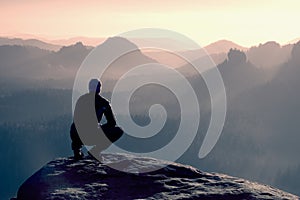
[75,92,115,123]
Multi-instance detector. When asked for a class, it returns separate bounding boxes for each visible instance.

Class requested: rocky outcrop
[15,153,298,200]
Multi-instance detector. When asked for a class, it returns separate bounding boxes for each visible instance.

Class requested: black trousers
[70,123,123,151]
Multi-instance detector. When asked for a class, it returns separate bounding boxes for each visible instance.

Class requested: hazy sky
[1,0,300,46]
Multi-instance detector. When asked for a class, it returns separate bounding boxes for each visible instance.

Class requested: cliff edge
[15,153,298,200]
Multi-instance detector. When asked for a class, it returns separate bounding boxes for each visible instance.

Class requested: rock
[15,153,298,200]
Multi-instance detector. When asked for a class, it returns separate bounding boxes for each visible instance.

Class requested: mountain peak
[227,48,247,64]
[57,41,89,54]
[258,41,281,48]
[204,40,248,55]
[103,36,139,49]
[74,41,84,46]
[14,153,298,200]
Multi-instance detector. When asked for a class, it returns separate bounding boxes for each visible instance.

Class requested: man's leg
[70,123,84,160]
[102,125,124,143]
[87,125,123,161]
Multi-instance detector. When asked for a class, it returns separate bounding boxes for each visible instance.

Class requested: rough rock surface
[15,153,298,200]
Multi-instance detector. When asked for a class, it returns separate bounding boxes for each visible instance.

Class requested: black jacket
[74,92,116,128]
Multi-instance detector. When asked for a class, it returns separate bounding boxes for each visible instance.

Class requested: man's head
[89,79,101,94]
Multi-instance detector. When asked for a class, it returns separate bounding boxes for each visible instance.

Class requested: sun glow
[1,0,300,46]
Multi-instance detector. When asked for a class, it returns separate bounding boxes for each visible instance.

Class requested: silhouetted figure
[70,79,123,160]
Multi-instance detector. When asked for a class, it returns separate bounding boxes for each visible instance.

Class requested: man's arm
[104,103,116,127]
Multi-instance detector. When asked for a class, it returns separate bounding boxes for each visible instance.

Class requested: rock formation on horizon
[14,153,298,200]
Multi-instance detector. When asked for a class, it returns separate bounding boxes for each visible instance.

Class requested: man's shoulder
[77,93,90,101]
[77,93,111,106]
[96,95,110,105]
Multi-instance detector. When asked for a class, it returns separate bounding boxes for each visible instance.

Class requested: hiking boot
[73,150,84,160]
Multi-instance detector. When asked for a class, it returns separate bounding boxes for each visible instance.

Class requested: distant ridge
[0,36,106,51]
[0,37,61,51]
[2,34,300,54]
[47,36,106,47]
[247,41,293,69]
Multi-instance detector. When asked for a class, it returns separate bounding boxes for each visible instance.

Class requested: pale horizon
[1,0,300,47]
[1,33,299,48]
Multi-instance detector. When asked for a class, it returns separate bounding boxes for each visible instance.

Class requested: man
[70,79,123,160]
